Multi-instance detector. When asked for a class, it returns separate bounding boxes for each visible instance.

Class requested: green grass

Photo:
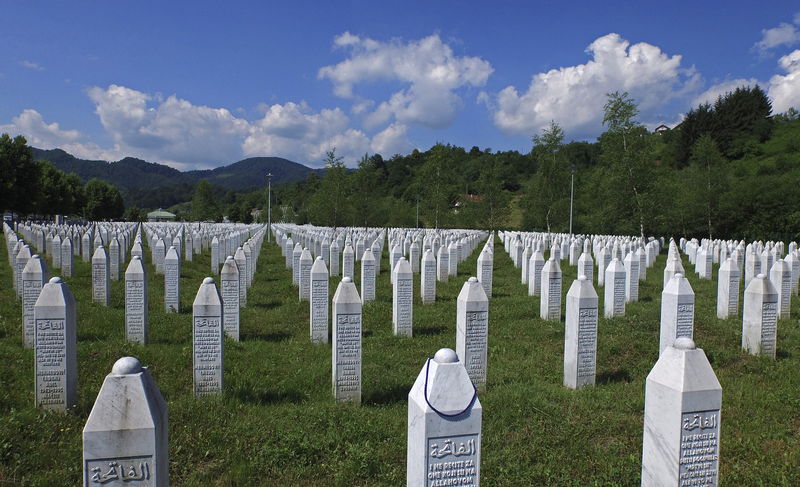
[0,233,798,486]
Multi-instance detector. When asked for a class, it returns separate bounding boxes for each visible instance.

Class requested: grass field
[0,231,798,486]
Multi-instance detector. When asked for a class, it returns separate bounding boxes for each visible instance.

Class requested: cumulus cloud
[768,49,800,113]
[243,101,371,166]
[753,15,800,55]
[319,32,493,129]
[370,123,413,156]
[691,78,761,107]
[486,33,699,139]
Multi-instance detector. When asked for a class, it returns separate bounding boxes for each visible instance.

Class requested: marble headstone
[193,277,224,395]
[34,277,77,411]
[125,256,148,344]
[564,275,598,389]
[332,277,362,403]
[456,277,489,391]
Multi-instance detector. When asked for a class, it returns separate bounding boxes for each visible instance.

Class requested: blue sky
[1,1,799,169]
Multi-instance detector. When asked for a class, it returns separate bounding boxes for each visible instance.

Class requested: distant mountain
[31,148,323,191]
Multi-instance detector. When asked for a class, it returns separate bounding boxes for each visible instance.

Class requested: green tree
[84,178,124,220]
[0,134,41,215]
[525,121,568,232]
[192,179,220,221]
[689,135,727,238]
[308,148,352,227]
[411,144,457,228]
[599,91,655,237]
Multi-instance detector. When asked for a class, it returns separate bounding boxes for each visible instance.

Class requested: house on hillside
[654,124,670,135]
[147,208,176,222]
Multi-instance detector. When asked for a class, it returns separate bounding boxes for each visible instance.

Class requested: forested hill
[30,148,322,191]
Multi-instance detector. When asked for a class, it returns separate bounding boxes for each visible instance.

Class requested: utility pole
[267,172,272,242]
[569,163,576,238]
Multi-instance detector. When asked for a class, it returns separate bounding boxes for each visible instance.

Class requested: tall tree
[525,121,568,232]
[0,134,41,215]
[192,179,220,221]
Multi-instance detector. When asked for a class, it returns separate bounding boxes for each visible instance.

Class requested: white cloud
[768,49,800,113]
[691,78,761,107]
[0,109,81,146]
[753,16,800,54]
[19,60,44,71]
[370,123,413,156]
[486,33,699,138]
[319,32,493,129]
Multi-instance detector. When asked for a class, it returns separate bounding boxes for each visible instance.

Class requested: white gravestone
[154,239,165,275]
[623,251,639,303]
[456,277,489,391]
[299,248,313,302]
[437,246,449,283]
[109,237,120,281]
[292,243,303,285]
[22,254,48,348]
[421,249,437,304]
[528,248,545,297]
[521,246,531,285]
[52,234,62,269]
[164,246,180,313]
[716,257,740,320]
[361,248,376,303]
[641,337,722,487]
[234,247,248,308]
[83,357,168,487]
[448,242,458,276]
[61,237,73,278]
[540,256,562,321]
[564,275,599,389]
[211,236,220,274]
[332,277,362,403]
[125,256,149,344]
[604,258,626,318]
[193,277,224,395]
[769,258,791,319]
[92,245,110,306]
[221,256,240,341]
[310,256,329,344]
[577,249,594,287]
[393,257,413,337]
[407,348,481,487]
[663,254,685,290]
[16,244,32,298]
[742,274,778,358]
[34,277,77,411]
[329,239,340,277]
[284,237,294,269]
[659,274,695,355]
[342,244,355,281]
[476,248,493,298]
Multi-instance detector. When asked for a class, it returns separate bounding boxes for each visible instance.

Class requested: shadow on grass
[242,331,293,342]
[777,349,791,359]
[640,296,653,303]
[364,384,408,405]
[251,300,282,310]
[596,369,632,384]
[234,387,306,405]
[414,325,448,336]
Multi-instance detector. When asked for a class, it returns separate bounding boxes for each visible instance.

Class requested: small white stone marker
[540,256,562,321]
[221,256,240,341]
[164,246,180,313]
[332,277,362,403]
[83,356,168,487]
[342,243,355,281]
[329,239,340,277]
[769,258,791,319]
[211,236,220,274]
[448,242,458,276]
[641,337,721,487]
[92,245,110,306]
[22,254,48,348]
[154,238,166,275]
[476,247,493,298]
[361,248,376,303]
[34,277,77,411]
[577,249,594,287]
[604,258,627,318]
[659,274,695,355]
[437,245,449,283]
[456,277,489,391]
[393,257,413,337]
[623,251,639,303]
[742,273,778,358]
[310,256,329,344]
[299,247,313,302]
[52,234,62,269]
[61,237,73,278]
[564,275,598,389]
[234,247,248,308]
[528,248,545,297]
[193,277,224,395]
[663,254,685,290]
[125,256,148,344]
[716,257,740,319]
[109,237,120,281]
[407,348,481,487]
[421,249,437,304]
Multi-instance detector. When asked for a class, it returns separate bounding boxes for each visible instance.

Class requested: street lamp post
[569,163,576,238]
[267,172,272,242]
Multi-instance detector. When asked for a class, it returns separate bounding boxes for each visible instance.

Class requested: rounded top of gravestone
[756,273,765,279]
[112,356,142,375]
[203,277,215,285]
[32,254,40,259]
[132,255,140,261]
[433,348,459,363]
[468,276,478,283]
[316,256,323,261]
[673,337,696,350]
[49,277,61,284]
[343,276,352,283]
[674,273,683,279]
[578,274,587,281]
